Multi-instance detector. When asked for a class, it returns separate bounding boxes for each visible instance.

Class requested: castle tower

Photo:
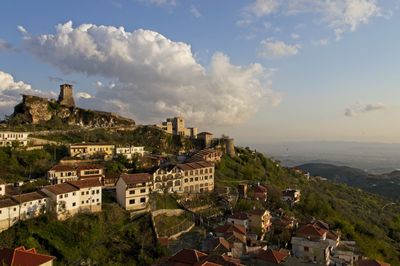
[58,84,75,108]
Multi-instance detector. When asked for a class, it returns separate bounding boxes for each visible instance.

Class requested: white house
[0,198,19,232]
[116,146,145,160]
[116,173,152,211]
[42,179,102,220]
[11,191,48,221]
[0,131,29,147]
[47,164,78,184]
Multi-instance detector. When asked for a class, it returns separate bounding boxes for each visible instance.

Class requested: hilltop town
[0,87,398,266]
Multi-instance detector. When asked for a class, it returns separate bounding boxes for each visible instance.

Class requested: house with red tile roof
[0,246,55,266]
[255,249,289,265]
[227,212,249,229]
[115,173,152,211]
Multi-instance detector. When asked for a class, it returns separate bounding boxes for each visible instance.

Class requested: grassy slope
[216,147,400,265]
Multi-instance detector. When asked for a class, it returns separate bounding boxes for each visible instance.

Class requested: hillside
[298,163,400,202]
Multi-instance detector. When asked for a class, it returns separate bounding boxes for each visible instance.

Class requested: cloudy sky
[0,0,399,144]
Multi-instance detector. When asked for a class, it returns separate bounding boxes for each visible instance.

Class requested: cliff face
[12,95,135,128]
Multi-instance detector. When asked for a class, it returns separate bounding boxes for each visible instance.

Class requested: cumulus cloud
[0,70,51,117]
[345,103,386,117]
[190,5,202,18]
[76,92,92,99]
[259,40,301,58]
[21,21,281,125]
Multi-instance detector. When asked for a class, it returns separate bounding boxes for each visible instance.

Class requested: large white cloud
[21,21,281,125]
[0,70,52,117]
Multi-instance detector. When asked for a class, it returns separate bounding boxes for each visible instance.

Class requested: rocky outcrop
[11,94,135,128]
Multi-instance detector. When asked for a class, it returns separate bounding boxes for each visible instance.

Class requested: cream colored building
[69,143,115,160]
[116,145,145,159]
[76,164,104,181]
[0,131,29,147]
[0,192,48,232]
[0,198,20,232]
[157,117,197,138]
[197,132,213,148]
[152,165,184,193]
[47,164,78,184]
[42,179,102,220]
[177,161,214,193]
[248,209,271,235]
[116,173,152,211]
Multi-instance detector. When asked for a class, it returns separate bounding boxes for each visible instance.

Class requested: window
[65,194,68,198]
[304,246,309,252]
[81,192,84,195]
[140,188,146,193]
[184,178,188,183]
[13,208,17,211]
[86,191,89,195]
[96,190,100,194]
[129,199,135,204]
[0,210,1,214]
[92,191,95,195]
[129,190,135,195]
[140,197,146,203]
[96,199,99,202]
[72,202,76,207]
[82,201,84,204]
[73,192,76,196]
[195,177,198,181]
[59,195,63,199]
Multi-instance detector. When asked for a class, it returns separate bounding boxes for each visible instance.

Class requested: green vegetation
[216,147,400,265]
[34,126,197,154]
[0,203,167,266]
[0,145,67,182]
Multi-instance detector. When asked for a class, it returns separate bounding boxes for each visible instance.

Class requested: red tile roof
[0,246,55,266]
[297,224,327,238]
[0,198,18,208]
[358,259,391,266]
[11,191,47,204]
[257,249,288,264]
[214,224,246,235]
[198,255,243,266]
[228,212,248,221]
[177,161,214,171]
[120,173,152,186]
[42,183,78,195]
[252,185,267,193]
[76,164,104,171]
[167,249,208,265]
[49,164,77,172]
[68,178,102,189]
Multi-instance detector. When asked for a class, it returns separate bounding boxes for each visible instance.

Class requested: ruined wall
[57,84,75,107]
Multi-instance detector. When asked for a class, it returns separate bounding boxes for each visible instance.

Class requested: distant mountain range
[297,163,400,202]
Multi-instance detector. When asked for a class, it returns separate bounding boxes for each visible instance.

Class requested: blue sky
[0,0,399,144]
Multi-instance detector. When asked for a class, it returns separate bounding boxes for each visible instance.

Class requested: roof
[70,143,115,147]
[167,249,208,265]
[0,246,55,266]
[198,255,243,266]
[248,209,268,216]
[257,249,288,264]
[209,237,231,251]
[228,212,248,221]
[214,224,246,235]
[11,191,47,204]
[42,183,78,195]
[120,173,152,186]
[197,132,213,136]
[49,164,77,172]
[177,161,214,171]
[76,164,104,171]
[297,224,327,238]
[68,179,102,189]
[252,185,267,193]
[358,260,391,266]
[0,198,18,209]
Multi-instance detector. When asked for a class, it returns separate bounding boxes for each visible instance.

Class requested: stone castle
[57,84,75,108]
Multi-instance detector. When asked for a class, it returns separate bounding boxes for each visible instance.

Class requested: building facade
[116,145,145,159]
[157,117,198,138]
[69,143,115,160]
[197,132,213,148]
[47,164,78,184]
[0,131,29,147]
[116,173,152,211]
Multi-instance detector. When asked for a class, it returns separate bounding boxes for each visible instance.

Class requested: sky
[0,0,400,145]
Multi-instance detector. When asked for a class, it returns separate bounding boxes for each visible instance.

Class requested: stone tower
[58,84,75,107]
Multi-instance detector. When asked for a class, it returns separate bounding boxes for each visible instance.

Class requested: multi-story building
[187,149,223,163]
[0,131,29,147]
[177,161,215,193]
[47,163,104,184]
[0,192,48,232]
[157,117,197,138]
[282,188,301,205]
[116,145,145,159]
[151,164,184,193]
[47,164,78,184]
[11,192,48,221]
[0,198,20,232]
[248,209,272,235]
[41,179,102,220]
[116,173,152,211]
[69,143,115,160]
[197,132,213,148]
